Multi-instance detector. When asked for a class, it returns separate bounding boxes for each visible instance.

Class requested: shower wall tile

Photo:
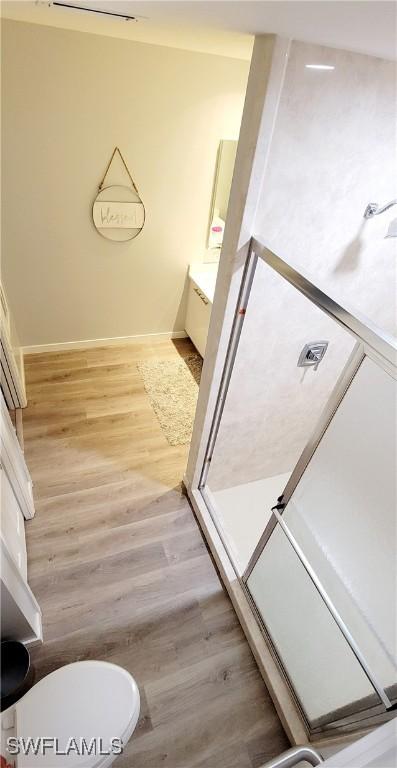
[207,259,356,491]
[207,41,395,492]
[255,41,397,336]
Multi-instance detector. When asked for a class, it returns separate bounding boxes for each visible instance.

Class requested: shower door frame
[197,235,397,735]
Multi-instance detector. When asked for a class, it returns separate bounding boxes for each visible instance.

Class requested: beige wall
[1,20,248,346]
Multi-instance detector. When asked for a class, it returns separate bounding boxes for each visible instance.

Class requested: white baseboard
[23,330,188,355]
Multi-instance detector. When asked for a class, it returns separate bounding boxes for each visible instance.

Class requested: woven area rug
[137,354,202,446]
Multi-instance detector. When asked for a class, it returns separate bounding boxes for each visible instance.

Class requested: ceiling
[2,1,396,61]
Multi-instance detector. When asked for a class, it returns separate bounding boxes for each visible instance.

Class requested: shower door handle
[260,746,324,768]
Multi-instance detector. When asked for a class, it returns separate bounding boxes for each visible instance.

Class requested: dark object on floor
[0,641,34,711]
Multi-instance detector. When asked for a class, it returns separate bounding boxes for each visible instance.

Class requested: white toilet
[1,661,140,767]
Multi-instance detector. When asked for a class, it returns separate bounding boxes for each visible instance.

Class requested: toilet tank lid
[15,661,140,767]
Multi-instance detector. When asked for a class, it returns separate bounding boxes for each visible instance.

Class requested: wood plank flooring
[23,338,289,767]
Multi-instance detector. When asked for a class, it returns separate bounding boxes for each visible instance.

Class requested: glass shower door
[244,353,397,731]
[201,255,357,575]
[246,524,384,729]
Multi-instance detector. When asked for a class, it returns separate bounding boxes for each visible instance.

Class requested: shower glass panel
[281,356,397,702]
[198,239,396,734]
[246,523,382,729]
[204,256,356,573]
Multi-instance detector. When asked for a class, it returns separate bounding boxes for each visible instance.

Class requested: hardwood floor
[23,338,289,767]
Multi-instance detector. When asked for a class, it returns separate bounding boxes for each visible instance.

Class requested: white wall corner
[185,34,291,490]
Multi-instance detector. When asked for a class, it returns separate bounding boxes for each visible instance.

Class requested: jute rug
[137,354,202,446]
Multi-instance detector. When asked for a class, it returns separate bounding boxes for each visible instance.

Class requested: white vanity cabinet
[185,264,218,357]
[185,279,211,357]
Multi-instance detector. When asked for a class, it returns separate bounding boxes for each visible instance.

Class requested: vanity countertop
[189,262,219,304]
